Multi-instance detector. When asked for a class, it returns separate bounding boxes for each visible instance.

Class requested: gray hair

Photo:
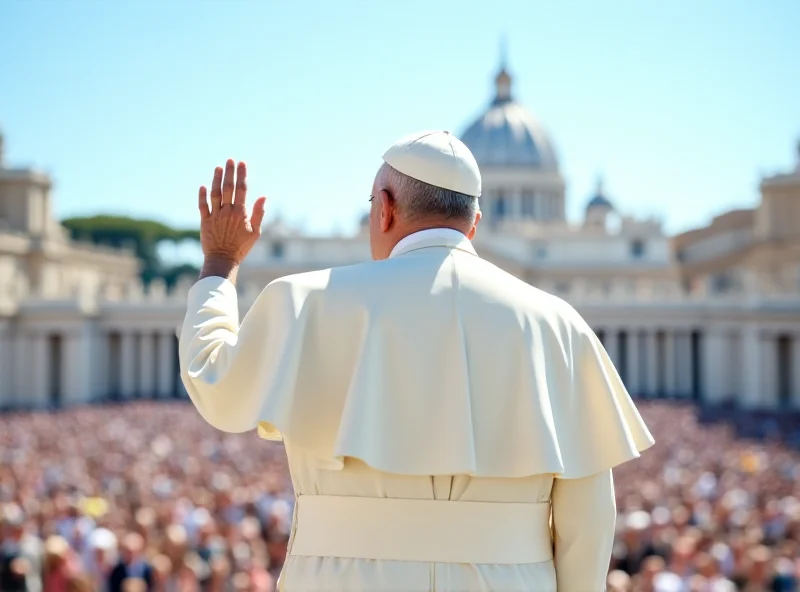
[380,164,479,224]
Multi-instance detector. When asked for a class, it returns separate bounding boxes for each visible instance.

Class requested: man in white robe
[179,131,655,591]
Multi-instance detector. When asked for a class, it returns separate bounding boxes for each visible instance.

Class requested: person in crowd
[42,535,81,592]
[108,533,154,592]
[0,504,43,592]
[1,399,799,591]
[84,527,117,591]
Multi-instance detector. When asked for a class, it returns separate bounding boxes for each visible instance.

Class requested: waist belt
[290,495,553,565]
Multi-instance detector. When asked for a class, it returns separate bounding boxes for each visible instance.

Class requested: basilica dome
[460,66,559,171]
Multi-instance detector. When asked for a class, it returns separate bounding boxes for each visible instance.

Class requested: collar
[389,228,477,258]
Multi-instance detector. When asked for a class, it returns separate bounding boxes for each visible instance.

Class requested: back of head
[120,532,145,563]
[370,130,483,259]
[380,163,479,225]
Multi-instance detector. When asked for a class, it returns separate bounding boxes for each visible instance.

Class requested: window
[711,273,733,293]
[630,239,646,258]
[271,241,285,258]
[521,190,535,218]
[534,243,547,259]
[493,192,507,220]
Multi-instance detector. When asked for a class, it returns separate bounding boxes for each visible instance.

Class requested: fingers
[198,186,210,219]
[234,161,247,206]
[251,196,267,231]
[210,167,223,211]
[221,159,235,205]
[210,159,249,213]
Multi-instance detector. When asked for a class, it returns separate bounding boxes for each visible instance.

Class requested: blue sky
[2,0,799,241]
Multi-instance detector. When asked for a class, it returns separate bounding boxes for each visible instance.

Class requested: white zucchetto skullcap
[382,130,482,197]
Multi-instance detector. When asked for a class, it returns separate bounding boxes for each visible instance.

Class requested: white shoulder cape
[180,241,654,480]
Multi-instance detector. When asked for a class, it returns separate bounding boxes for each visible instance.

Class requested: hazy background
[3,0,799,246]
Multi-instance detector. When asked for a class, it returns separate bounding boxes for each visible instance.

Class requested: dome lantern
[494,69,512,105]
[586,176,614,211]
[584,176,615,229]
[459,51,559,171]
[493,37,513,105]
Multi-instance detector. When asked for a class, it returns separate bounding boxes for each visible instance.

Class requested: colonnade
[110,329,182,401]
[2,319,800,411]
[593,324,800,409]
[0,323,184,409]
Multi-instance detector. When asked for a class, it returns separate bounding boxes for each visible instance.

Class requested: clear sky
[2,0,799,241]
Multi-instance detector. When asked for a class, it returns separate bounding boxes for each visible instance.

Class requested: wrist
[200,255,239,281]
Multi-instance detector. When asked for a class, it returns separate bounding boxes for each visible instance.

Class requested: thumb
[251,196,267,232]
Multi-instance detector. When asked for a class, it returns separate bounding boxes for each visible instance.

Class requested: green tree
[61,215,200,286]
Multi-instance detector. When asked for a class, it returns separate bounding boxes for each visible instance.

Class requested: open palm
[198,159,267,265]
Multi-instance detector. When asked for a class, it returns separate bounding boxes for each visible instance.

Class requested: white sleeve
[178,276,296,434]
[552,468,617,592]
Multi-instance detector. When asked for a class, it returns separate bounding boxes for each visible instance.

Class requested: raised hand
[198,159,267,266]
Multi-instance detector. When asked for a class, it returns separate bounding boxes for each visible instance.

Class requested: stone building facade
[1,63,799,411]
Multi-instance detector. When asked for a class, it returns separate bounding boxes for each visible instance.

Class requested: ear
[378,189,394,232]
[466,210,482,240]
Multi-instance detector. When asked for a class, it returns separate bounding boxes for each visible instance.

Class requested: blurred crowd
[1,403,292,591]
[1,401,799,592]
[608,404,800,592]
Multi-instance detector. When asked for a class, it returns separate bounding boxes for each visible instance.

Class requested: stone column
[760,334,778,409]
[679,332,695,398]
[645,330,659,398]
[0,321,9,408]
[157,331,176,398]
[31,333,50,408]
[11,332,30,408]
[664,330,676,397]
[671,331,685,397]
[626,330,642,396]
[510,189,521,220]
[120,331,137,399]
[740,324,763,409]
[672,332,685,397]
[93,331,110,400]
[605,329,620,370]
[702,327,728,404]
[138,332,156,398]
[63,327,94,405]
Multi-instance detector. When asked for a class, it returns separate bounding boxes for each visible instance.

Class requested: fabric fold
[180,246,654,480]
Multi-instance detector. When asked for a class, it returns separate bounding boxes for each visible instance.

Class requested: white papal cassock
[179,228,655,592]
